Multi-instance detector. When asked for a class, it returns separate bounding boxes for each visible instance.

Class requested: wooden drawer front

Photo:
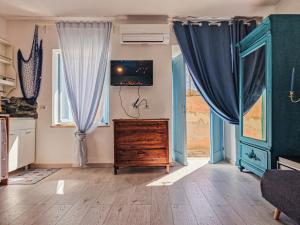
[241,144,268,170]
[116,149,167,163]
[115,122,167,150]
[115,133,166,149]
[115,121,167,130]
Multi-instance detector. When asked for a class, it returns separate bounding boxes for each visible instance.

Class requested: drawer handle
[25,131,32,134]
[246,150,261,161]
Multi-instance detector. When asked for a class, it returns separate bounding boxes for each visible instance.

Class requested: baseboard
[225,157,236,165]
[87,163,113,168]
[30,163,73,169]
[30,163,114,169]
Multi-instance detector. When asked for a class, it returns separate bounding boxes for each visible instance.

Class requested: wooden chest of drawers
[113,119,169,174]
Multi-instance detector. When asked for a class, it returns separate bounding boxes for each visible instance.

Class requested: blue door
[210,111,224,163]
[172,54,187,165]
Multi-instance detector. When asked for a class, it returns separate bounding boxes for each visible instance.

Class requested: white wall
[0,17,6,38]
[224,122,239,164]
[275,0,300,13]
[7,21,172,164]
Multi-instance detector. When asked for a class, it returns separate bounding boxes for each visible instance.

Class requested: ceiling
[0,0,280,19]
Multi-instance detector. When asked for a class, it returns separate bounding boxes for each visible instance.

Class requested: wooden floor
[0,158,297,225]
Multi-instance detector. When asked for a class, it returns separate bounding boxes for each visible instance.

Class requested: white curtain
[56,22,112,167]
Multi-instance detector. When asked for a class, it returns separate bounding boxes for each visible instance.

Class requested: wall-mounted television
[111,60,153,86]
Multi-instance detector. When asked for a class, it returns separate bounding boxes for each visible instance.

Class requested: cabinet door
[8,131,21,172]
[21,129,35,166]
[239,33,272,149]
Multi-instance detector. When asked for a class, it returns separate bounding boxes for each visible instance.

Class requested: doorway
[172,46,224,165]
[186,75,210,158]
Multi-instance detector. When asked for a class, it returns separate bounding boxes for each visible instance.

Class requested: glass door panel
[242,45,266,141]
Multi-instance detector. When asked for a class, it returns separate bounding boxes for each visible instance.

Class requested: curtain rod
[172,16,262,23]
[5,16,115,25]
[5,15,262,26]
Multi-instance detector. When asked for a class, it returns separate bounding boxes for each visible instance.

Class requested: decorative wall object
[17,25,43,105]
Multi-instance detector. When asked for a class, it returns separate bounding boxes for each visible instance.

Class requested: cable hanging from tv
[119,86,148,119]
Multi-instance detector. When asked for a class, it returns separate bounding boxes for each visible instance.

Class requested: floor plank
[56,184,105,225]
[182,181,222,225]
[171,204,198,225]
[102,204,132,225]
[168,181,189,205]
[80,205,111,225]
[151,186,174,225]
[32,204,72,225]
[127,205,151,225]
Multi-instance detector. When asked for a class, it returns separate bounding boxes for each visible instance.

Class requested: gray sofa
[261,170,300,224]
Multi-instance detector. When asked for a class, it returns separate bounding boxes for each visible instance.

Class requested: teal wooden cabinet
[238,15,300,177]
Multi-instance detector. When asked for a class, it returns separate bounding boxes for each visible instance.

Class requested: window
[52,49,109,126]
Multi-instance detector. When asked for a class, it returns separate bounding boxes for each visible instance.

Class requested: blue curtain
[173,20,258,124]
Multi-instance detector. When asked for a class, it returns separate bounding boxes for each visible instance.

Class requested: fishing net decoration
[17,25,43,105]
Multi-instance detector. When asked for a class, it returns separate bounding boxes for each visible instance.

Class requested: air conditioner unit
[120,24,170,45]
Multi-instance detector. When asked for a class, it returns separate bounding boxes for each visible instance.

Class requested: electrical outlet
[39,105,47,110]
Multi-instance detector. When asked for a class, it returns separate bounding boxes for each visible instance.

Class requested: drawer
[9,118,36,131]
[116,149,167,163]
[240,144,269,170]
[115,131,167,150]
[115,138,166,150]
[115,121,167,130]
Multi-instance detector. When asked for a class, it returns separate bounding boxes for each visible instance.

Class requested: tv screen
[111,60,153,86]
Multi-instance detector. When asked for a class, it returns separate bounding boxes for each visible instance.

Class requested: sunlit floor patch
[56,180,64,195]
[147,157,209,186]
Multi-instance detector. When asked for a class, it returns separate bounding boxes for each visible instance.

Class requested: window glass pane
[101,82,109,125]
[98,65,110,125]
[58,54,73,123]
[59,61,73,122]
